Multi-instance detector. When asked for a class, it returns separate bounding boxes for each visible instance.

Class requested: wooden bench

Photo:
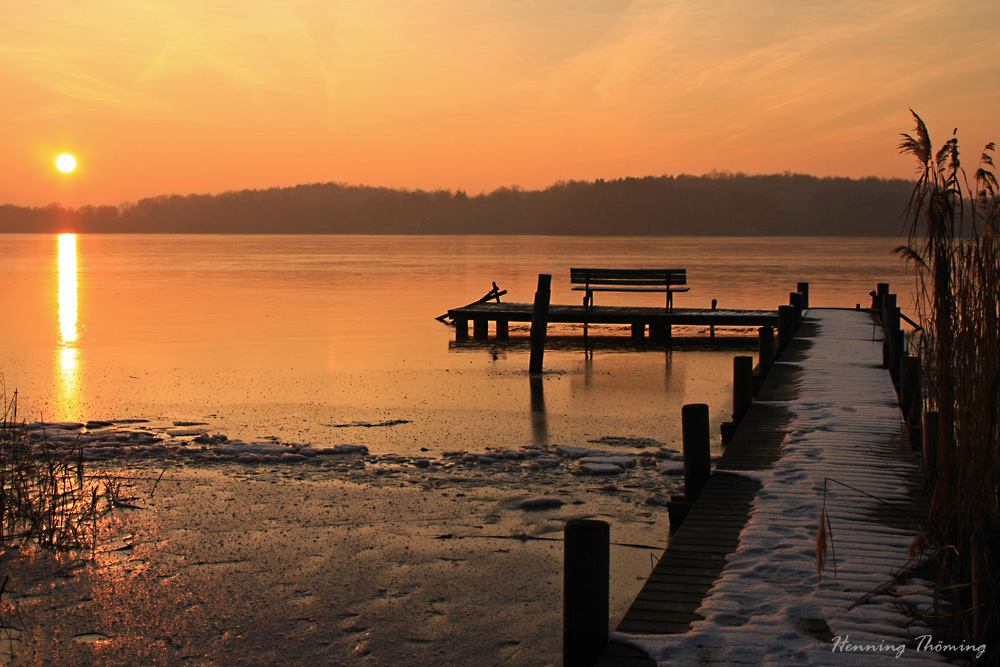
[570,268,689,313]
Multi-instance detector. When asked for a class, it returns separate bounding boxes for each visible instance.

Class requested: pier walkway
[600,308,934,665]
[446,302,776,340]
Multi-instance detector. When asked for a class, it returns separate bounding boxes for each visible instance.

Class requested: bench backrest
[570,268,686,287]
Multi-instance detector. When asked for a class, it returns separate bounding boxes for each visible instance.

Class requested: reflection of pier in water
[466,335,758,449]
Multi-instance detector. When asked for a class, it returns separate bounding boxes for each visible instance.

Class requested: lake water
[1,234,913,455]
[0,233,919,663]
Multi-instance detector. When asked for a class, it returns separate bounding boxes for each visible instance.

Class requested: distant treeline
[0,173,916,236]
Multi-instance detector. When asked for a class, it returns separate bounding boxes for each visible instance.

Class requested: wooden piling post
[473,318,489,339]
[882,293,897,328]
[796,282,809,310]
[682,403,711,503]
[778,305,795,353]
[455,318,469,339]
[922,410,938,483]
[733,356,753,423]
[900,355,922,449]
[972,530,1000,658]
[789,292,804,330]
[710,299,717,338]
[875,283,889,313]
[496,319,509,339]
[529,274,552,375]
[899,355,920,420]
[563,519,609,667]
[758,325,775,377]
[631,322,645,339]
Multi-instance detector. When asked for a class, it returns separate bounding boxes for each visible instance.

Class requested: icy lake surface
[1,234,911,456]
[0,234,917,664]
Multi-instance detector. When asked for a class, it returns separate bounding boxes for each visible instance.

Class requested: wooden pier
[594,307,928,665]
[446,302,777,340]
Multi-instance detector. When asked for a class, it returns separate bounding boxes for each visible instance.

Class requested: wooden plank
[616,619,698,634]
[595,641,656,667]
[446,303,777,328]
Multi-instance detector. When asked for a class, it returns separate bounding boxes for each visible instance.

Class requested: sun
[56,153,77,173]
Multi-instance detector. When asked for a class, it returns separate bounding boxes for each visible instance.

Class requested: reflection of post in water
[583,343,594,388]
[529,374,548,447]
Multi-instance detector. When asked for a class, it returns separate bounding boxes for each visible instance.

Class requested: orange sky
[2,0,998,207]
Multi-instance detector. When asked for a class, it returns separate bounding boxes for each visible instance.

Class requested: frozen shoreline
[0,433,679,665]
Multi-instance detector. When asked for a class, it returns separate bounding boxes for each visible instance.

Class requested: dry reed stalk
[896,111,1000,651]
[0,389,119,552]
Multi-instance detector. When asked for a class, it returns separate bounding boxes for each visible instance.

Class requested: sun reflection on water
[57,233,81,418]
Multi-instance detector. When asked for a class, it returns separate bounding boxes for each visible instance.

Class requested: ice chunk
[518,496,564,510]
[578,463,624,475]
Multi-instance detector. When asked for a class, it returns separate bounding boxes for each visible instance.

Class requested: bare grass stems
[896,110,1000,651]
[0,389,121,552]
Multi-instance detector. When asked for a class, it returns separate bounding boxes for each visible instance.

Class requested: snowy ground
[619,310,982,665]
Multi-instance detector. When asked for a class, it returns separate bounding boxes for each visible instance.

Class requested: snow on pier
[603,309,947,665]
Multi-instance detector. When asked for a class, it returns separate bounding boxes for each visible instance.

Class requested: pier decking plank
[447,302,777,328]
[601,315,814,663]
[598,309,929,665]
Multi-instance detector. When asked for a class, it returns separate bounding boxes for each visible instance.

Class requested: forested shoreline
[1,172,914,236]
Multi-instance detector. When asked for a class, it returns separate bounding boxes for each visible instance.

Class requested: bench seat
[571,268,688,312]
[572,285,690,293]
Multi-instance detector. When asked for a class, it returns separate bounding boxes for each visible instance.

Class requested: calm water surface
[1,234,913,455]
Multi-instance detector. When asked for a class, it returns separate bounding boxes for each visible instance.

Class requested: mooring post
[796,282,809,310]
[777,305,795,353]
[758,325,775,377]
[880,294,897,369]
[899,355,920,419]
[900,355,922,449]
[893,307,904,375]
[789,292,804,330]
[682,403,711,503]
[972,530,1000,659]
[710,298,718,338]
[563,519,609,667]
[882,293,897,329]
[733,356,754,424]
[875,282,889,312]
[473,318,489,339]
[922,410,938,484]
[529,274,552,375]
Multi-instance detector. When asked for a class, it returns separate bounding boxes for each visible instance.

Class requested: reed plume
[896,111,1000,651]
